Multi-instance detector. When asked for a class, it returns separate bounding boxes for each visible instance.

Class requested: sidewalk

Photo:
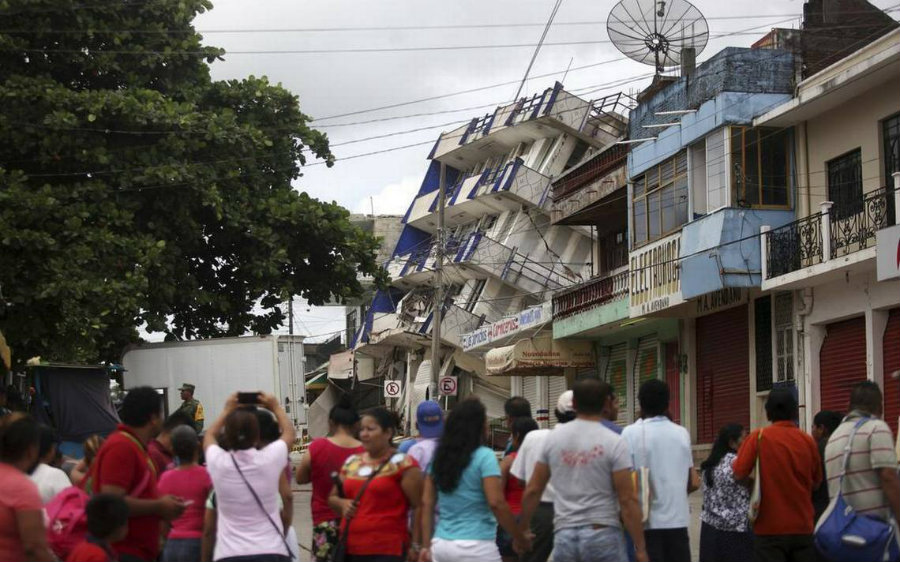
[291,482,705,562]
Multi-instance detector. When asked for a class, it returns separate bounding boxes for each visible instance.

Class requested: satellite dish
[607,0,709,74]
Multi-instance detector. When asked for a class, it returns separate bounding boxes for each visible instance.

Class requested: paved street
[290,481,705,562]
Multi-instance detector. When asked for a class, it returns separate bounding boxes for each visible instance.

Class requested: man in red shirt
[147,411,194,474]
[733,387,822,562]
[91,387,186,562]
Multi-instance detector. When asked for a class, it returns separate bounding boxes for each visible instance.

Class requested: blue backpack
[814,417,900,562]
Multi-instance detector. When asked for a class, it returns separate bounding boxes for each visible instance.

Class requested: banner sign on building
[460,302,551,351]
[485,337,595,376]
[877,225,900,282]
[629,232,684,317]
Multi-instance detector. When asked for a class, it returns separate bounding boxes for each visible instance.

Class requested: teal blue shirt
[433,446,501,540]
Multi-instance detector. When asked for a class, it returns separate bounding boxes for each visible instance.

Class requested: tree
[0,0,385,364]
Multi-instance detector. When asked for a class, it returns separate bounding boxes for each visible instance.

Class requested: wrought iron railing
[765,212,823,279]
[830,186,894,258]
[552,269,629,319]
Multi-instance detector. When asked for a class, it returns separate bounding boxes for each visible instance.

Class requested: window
[463,279,487,312]
[884,113,900,185]
[754,296,773,392]
[690,141,707,215]
[827,148,863,220]
[731,127,791,207]
[773,292,794,383]
[632,151,689,246]
[707,129,728,211]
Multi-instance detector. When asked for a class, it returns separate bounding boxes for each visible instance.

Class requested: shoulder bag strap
[837,417,871,493]
[230,453,297,561]
[345,455,394,520]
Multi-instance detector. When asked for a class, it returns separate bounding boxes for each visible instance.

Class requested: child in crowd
[66,494,129,562]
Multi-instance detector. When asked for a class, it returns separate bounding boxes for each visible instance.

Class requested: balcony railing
[552,269,629,320]
[764,186,896,280]
[765,212,824,279]
[831,186,894,258]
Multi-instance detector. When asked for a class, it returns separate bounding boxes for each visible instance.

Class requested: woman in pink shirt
[158,424,213,562]
[296,394,362,562]
[0,413,55,562]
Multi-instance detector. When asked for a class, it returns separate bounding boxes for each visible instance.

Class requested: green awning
[306,371,328,390]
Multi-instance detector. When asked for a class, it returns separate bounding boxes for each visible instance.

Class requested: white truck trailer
[121,335,307,430]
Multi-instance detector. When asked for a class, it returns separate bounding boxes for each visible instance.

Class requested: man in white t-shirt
[621,379,699,562]
[30,425,72,503]
[510,391,576,562]
[519,380,648,562]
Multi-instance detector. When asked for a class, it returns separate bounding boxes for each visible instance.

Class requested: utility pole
[430,162,446,400]
[287,295,294,335]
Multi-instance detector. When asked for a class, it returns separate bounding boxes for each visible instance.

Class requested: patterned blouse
[701,452,750,532]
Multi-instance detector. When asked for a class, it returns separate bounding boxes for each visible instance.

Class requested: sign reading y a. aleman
[877,225,900,282]
[460,302,552,352]
[629,232,684,317]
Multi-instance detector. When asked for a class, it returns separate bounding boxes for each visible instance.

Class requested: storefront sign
[486,337,595,376]
[695,288,746,316]
[629,232,684,317]
[460,302,551,351]
[877,225,900,281]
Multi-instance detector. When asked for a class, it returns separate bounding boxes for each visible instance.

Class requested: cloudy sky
[190,0,897,341]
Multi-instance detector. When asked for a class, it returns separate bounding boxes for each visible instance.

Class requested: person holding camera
[203,392,296,562]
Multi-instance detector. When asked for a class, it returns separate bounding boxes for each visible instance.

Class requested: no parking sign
[439,375,458,396]
[384,379,402,398]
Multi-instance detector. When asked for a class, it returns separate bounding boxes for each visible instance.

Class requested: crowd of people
[1,376,899,562]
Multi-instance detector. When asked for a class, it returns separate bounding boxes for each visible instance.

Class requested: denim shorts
[553,525,626,562]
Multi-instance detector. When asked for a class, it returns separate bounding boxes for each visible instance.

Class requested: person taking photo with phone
[203,392,296,562]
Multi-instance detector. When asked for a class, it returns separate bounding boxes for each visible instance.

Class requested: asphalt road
[290,482,705,562]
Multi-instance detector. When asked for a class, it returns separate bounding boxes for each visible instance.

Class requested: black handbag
[330,456,393,562]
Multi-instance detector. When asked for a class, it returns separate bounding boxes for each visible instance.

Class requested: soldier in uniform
[175,383,204,432]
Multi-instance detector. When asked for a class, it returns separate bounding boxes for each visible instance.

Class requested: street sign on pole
[438,375,458,397]
[384,379,402,399]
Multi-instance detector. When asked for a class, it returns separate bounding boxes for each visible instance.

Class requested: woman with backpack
[203,392,295,562]
[699,423,751,562]
[0,413,55,561]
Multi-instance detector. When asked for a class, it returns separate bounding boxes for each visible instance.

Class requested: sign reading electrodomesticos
[877,224,900,282]
[629,232,684,317]
[460,302,552,351]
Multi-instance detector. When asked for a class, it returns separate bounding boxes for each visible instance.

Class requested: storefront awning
[305,371,328,390]
[485,337,595,376]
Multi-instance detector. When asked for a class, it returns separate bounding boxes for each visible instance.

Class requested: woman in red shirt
[497,417,538,562]
[157,425,212,562]
[328,407,422,562]
[296,395,363,562]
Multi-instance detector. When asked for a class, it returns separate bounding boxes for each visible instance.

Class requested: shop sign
[877,225,900,281]
[460,302,551,351]
[695,288,746,316]
[629,232,684,317]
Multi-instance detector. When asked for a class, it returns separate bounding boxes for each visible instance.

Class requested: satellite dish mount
[607,0,709,75]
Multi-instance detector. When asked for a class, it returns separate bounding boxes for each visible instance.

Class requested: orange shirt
[340,453,418,556]
[733,421,822,535]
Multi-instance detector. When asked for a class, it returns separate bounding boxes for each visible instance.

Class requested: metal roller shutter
[633,337,659,421]
[523,376,540,424]
[472,379,509,421]
[605,344,629,426]
[547,376,568,428]
[696,306,750,444]
[884,310,900,435]
[820,316,867,415]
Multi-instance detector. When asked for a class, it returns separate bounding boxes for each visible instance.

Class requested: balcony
[367,297,482,350]
[550,144,628,226]
[763,186,898,289]
[386,231,572,295]
[552,268,629,339]
[406,159,552,233]
[430,83,594,168]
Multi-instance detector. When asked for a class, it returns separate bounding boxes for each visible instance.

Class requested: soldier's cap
[178,383,196,393]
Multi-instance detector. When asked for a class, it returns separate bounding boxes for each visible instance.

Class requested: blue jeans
[554,526,627,562]
[162,538,202,562]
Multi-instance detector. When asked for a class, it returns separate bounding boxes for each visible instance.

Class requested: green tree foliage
[0,0,385,364]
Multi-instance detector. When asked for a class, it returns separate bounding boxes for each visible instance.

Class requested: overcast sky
[190,0,897,342]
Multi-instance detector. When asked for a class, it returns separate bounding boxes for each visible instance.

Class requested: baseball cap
[416,401,444,439]
[556,390,574,414]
